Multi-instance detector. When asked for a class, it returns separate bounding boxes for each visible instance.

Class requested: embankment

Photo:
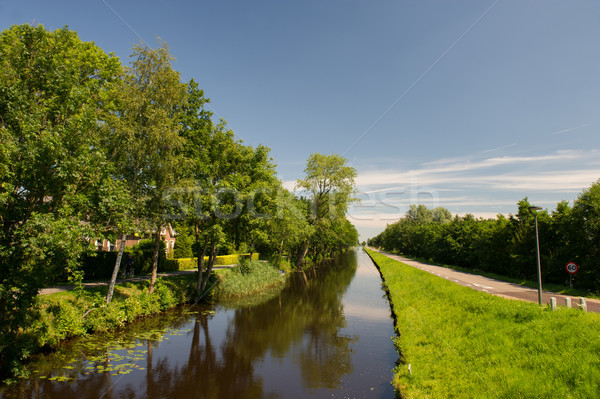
[365,248,600,398]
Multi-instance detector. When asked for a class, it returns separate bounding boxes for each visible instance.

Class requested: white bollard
[550,297,557,311]
[579,297,587,312]
[565,297,571,309]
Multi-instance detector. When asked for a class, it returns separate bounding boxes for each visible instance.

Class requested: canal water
[1,249,397,398]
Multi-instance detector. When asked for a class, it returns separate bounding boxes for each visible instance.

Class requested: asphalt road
[371,249,600,314]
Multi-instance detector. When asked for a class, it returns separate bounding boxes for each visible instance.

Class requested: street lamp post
[529,206,543,305]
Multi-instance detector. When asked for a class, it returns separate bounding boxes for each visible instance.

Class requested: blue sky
[2,0,599,239]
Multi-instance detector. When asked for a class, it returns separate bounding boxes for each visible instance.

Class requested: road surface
[371,249,600,314]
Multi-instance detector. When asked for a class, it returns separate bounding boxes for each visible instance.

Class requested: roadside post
[528,206,543,305]
[566,261,578,288]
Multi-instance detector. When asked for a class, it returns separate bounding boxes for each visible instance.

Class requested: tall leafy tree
[0,24,121,369]
[266,189,314,267]
[105,41,187,294]
[178,112,244,294]
[295,153,358,266]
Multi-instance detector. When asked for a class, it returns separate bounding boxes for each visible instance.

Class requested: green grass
[365,248,600,399]
[216,260,285,300]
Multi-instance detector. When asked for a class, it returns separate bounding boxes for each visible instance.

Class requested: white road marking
[473,283,495,290]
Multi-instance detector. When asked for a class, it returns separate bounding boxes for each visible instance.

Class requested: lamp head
[528,206,542,215]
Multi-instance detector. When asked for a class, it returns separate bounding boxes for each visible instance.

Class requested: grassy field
[364,248,600,399]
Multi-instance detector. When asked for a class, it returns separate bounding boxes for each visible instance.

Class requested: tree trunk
[148,224,162,294]
[248,238,255,262]
[201,239,217,292]
[275,239,284,267]
[295,241,310,268]
[106,234,127,303]
[196,228,208,295]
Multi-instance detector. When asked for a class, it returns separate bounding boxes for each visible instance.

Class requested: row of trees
[0,24,358,368]
[368,180,600,292]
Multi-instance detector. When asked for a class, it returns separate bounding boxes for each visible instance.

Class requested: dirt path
[38,266,235,296]
[371,248,600,313]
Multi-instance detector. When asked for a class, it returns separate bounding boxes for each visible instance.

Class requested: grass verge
[365,248,600,399]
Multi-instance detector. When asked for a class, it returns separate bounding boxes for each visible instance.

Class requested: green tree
[571,180,600,288]
[0,24,121,374]
[178,114,249,294]
[105,41,187,294]
[267,190,313,267]
[295,153,358,266]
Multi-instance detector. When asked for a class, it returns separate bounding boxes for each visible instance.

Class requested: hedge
[80,251,259,279]
[162,253,259,272]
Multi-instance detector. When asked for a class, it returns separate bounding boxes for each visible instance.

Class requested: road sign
[566,262,579,275]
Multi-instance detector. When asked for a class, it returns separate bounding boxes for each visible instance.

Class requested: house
[95,224,177,254]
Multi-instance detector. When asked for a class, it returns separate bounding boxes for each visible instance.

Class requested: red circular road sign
[566,262,579,275]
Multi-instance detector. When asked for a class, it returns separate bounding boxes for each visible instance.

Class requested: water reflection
[1,250,396,398]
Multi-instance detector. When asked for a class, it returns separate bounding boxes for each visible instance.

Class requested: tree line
[368,180,600,293]
[0,24,358,364]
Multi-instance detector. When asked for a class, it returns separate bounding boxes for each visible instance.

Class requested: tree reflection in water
[2,251,390,399]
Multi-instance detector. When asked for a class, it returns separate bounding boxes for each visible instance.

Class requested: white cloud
[356,149,599,192]
[349,148,600,238]
[281,180,297,191]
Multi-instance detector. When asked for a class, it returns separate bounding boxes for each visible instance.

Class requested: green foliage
[297,153,358,220]
[131,239,166,274]
[216,260,285,300]
[293,153,359,267]
[0,24,121,369]
[80,251,119,281]
[0,24,361,380]
[163,253,260,271]
[173,223,194,258]
[366,248,600,398]
[2,275,196,380]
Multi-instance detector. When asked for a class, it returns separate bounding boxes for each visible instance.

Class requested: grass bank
[365,248,600,399]
[2,261,286,383]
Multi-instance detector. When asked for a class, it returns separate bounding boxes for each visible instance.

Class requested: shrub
[216,260,284,299]
[132,239,166,274]
[164,254,260,271]
[80,251,119,281]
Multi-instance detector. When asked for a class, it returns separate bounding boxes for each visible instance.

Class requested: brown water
[1,249,397,398]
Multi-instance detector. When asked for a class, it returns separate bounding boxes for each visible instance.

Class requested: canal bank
[365,247,600,398]
[1,250,399,398]
[1,260,285,384]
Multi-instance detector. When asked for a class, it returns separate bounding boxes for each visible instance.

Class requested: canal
[1,249,397,398]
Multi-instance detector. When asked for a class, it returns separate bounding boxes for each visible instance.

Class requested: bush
[132,239,166,274]
[164,253,260,271]
[80,251,119,281]
[173,225,194,258]
[216,260,284,299]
